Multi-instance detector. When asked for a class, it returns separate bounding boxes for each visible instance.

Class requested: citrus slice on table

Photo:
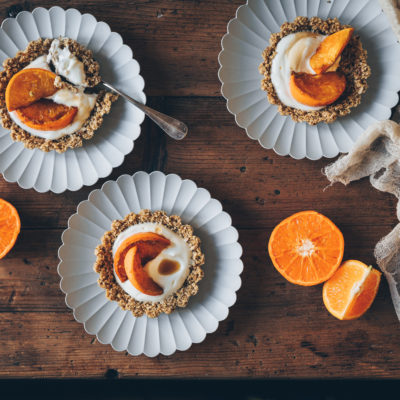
[5,68,58,111]
[323,260,381,320]
[0,198,21,259]
[268,211,344,286]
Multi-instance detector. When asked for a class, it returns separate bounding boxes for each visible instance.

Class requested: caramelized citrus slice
[5,68,58,111]
[268,211,344,286]
[0,198,21,259]
[15,99,78,131]
[323,260,381,320]
[124,245,163,296]
[113,232,171,283]
[310,28,354,74]
[290,71,346,107]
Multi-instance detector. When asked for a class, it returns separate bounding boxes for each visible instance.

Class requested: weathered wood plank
[0,97,397,231]
[0,226,398,378]
[0,0,243,97]
[0,0,399,380]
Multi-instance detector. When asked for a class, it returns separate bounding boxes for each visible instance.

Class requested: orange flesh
[124,246,163,296]
[5,68,58,111]
[323,260,381,320]
[113,232,171,295]
[290,71,346,107]
[0,198,21,259]
[310,28,354,74]
[15,99,78,131]
[268,211,344,286]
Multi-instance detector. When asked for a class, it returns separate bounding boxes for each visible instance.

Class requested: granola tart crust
[94,210,205,318]
[259,17,371,125]
[0,38,118,153]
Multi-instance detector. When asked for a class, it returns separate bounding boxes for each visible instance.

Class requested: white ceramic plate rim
[0,6,146,192]
[57,171,243,356]
[217,0,400,160]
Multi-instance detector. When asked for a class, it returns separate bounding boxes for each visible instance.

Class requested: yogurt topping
[9,88,97,140]
[47,39,87,87]
[9,55,97,140]
[112,223,192,302]
[271,32,326,111]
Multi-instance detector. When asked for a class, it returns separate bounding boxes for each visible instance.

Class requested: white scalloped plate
[0,6,145,192]
[218,0,400,160]
[58,171,243,357]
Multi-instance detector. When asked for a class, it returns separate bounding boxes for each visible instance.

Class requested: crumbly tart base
[0,38,118,153]
[259,17,371,125]
[94,210,205,318]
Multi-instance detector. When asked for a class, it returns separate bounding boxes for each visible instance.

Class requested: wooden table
[0,0,399,380]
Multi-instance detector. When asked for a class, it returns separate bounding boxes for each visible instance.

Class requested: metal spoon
[101,81,188,140]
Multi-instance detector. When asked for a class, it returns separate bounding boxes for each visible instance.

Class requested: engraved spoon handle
[101,81,188,140]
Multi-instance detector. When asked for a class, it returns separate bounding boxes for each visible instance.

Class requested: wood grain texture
[1,0,243,96]
[0,0,399,379]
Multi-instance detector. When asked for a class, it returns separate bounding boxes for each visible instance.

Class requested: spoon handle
[102,81,188,140]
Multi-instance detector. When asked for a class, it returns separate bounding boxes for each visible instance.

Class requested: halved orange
[15,99,78,131]
[5,68,58,111]
[323,260,381,320]
[0,198,21,259]
[268,211,344,286]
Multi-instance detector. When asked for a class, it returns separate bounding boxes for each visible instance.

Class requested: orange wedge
[16,99,78,131]
[0,198,21,259]
[268,211,344,286]
[310,28,354,74]
[5,68,58,111]
[323,260,381,320]
[124,245,163,296]
[113,232,171,284]
[290,71,346,107]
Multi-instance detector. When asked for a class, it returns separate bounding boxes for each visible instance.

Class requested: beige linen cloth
[324,1,400,320]
[324,121,400,320]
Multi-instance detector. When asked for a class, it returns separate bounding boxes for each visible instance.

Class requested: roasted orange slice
[15,99,78,131]
[0,198,21,259]
[113,232,171,284]
[5,68,58,111]
[310,28,354,74]
[323,260,381,320]
[124,245,163,296]
[268,211,344,286]
[290,71,346,107]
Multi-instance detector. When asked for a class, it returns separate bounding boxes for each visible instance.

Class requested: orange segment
[0,198,21,259]
[113,232,171,288]
[124,245,163,296]
[323,260,381,320]
[310,28,354,74]
[113,232,171,282]
[290,71,346,107]
[15,99,78,131]
[268,211,344,286]
[5,68,58,111]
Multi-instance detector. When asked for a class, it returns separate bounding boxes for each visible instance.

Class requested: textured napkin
[324,120,400,320]
[380,0,400,42]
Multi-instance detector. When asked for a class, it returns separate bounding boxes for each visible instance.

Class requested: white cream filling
[112,223,192,303]
[9,89,97,140]
[9,55,97,140]
[47,39,87,87]
[271,32,326,111]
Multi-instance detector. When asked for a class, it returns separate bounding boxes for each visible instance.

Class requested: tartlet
[259,17,371,125]
[0,37,118,153]
[94,209,205,318]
